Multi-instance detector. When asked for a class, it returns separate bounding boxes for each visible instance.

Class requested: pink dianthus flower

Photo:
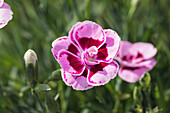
[52,21,120,90]
[116,41,157,83]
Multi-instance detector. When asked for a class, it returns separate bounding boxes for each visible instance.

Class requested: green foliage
[0,0,170,113]
[35,84,51,94]
[45,94,60,113]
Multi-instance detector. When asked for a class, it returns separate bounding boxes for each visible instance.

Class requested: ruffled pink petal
[116,57,156,70]
[96,29,120,62]
[61,69,75,86]
[0,2,11,9]
[58,50,85,75]
[118,41,135,58]
[73,21,106,50]
[132,42,157,60]
[119,67,147,83]
[0,22,7,28]
[61,69,93,90]
[137,58,156,70]
[0,3,13,29]
[68,22,82,46]
[51,36,80,60]
[0,0,4,7]
[87,61,119,86]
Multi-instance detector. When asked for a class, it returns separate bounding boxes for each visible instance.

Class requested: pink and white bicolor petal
[51,36,80,60]
[68,22,82,46]
[0,0,4,7]
[119,67,147,83]
[58,50,85,75]
[0,22,7,28]
[96,29,120,62]
[133,42,157,60]
[0,3,13,29]
[61,69,93,90]
[73,21,106,50]
[87,61,119,86]
[61,69,75,86]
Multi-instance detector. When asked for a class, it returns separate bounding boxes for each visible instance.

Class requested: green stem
[33,89,46,113]
[58,81,67,113]
[141,89,147,113]
[105,83,120,113]
[113,98,120,113]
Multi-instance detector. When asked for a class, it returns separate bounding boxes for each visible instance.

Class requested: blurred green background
[0,0,170,113]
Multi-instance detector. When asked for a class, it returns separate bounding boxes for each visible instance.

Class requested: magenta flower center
[81,46,99,66]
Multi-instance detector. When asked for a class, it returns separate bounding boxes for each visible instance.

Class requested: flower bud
[24,49,37,68]
[24,49,38,88]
